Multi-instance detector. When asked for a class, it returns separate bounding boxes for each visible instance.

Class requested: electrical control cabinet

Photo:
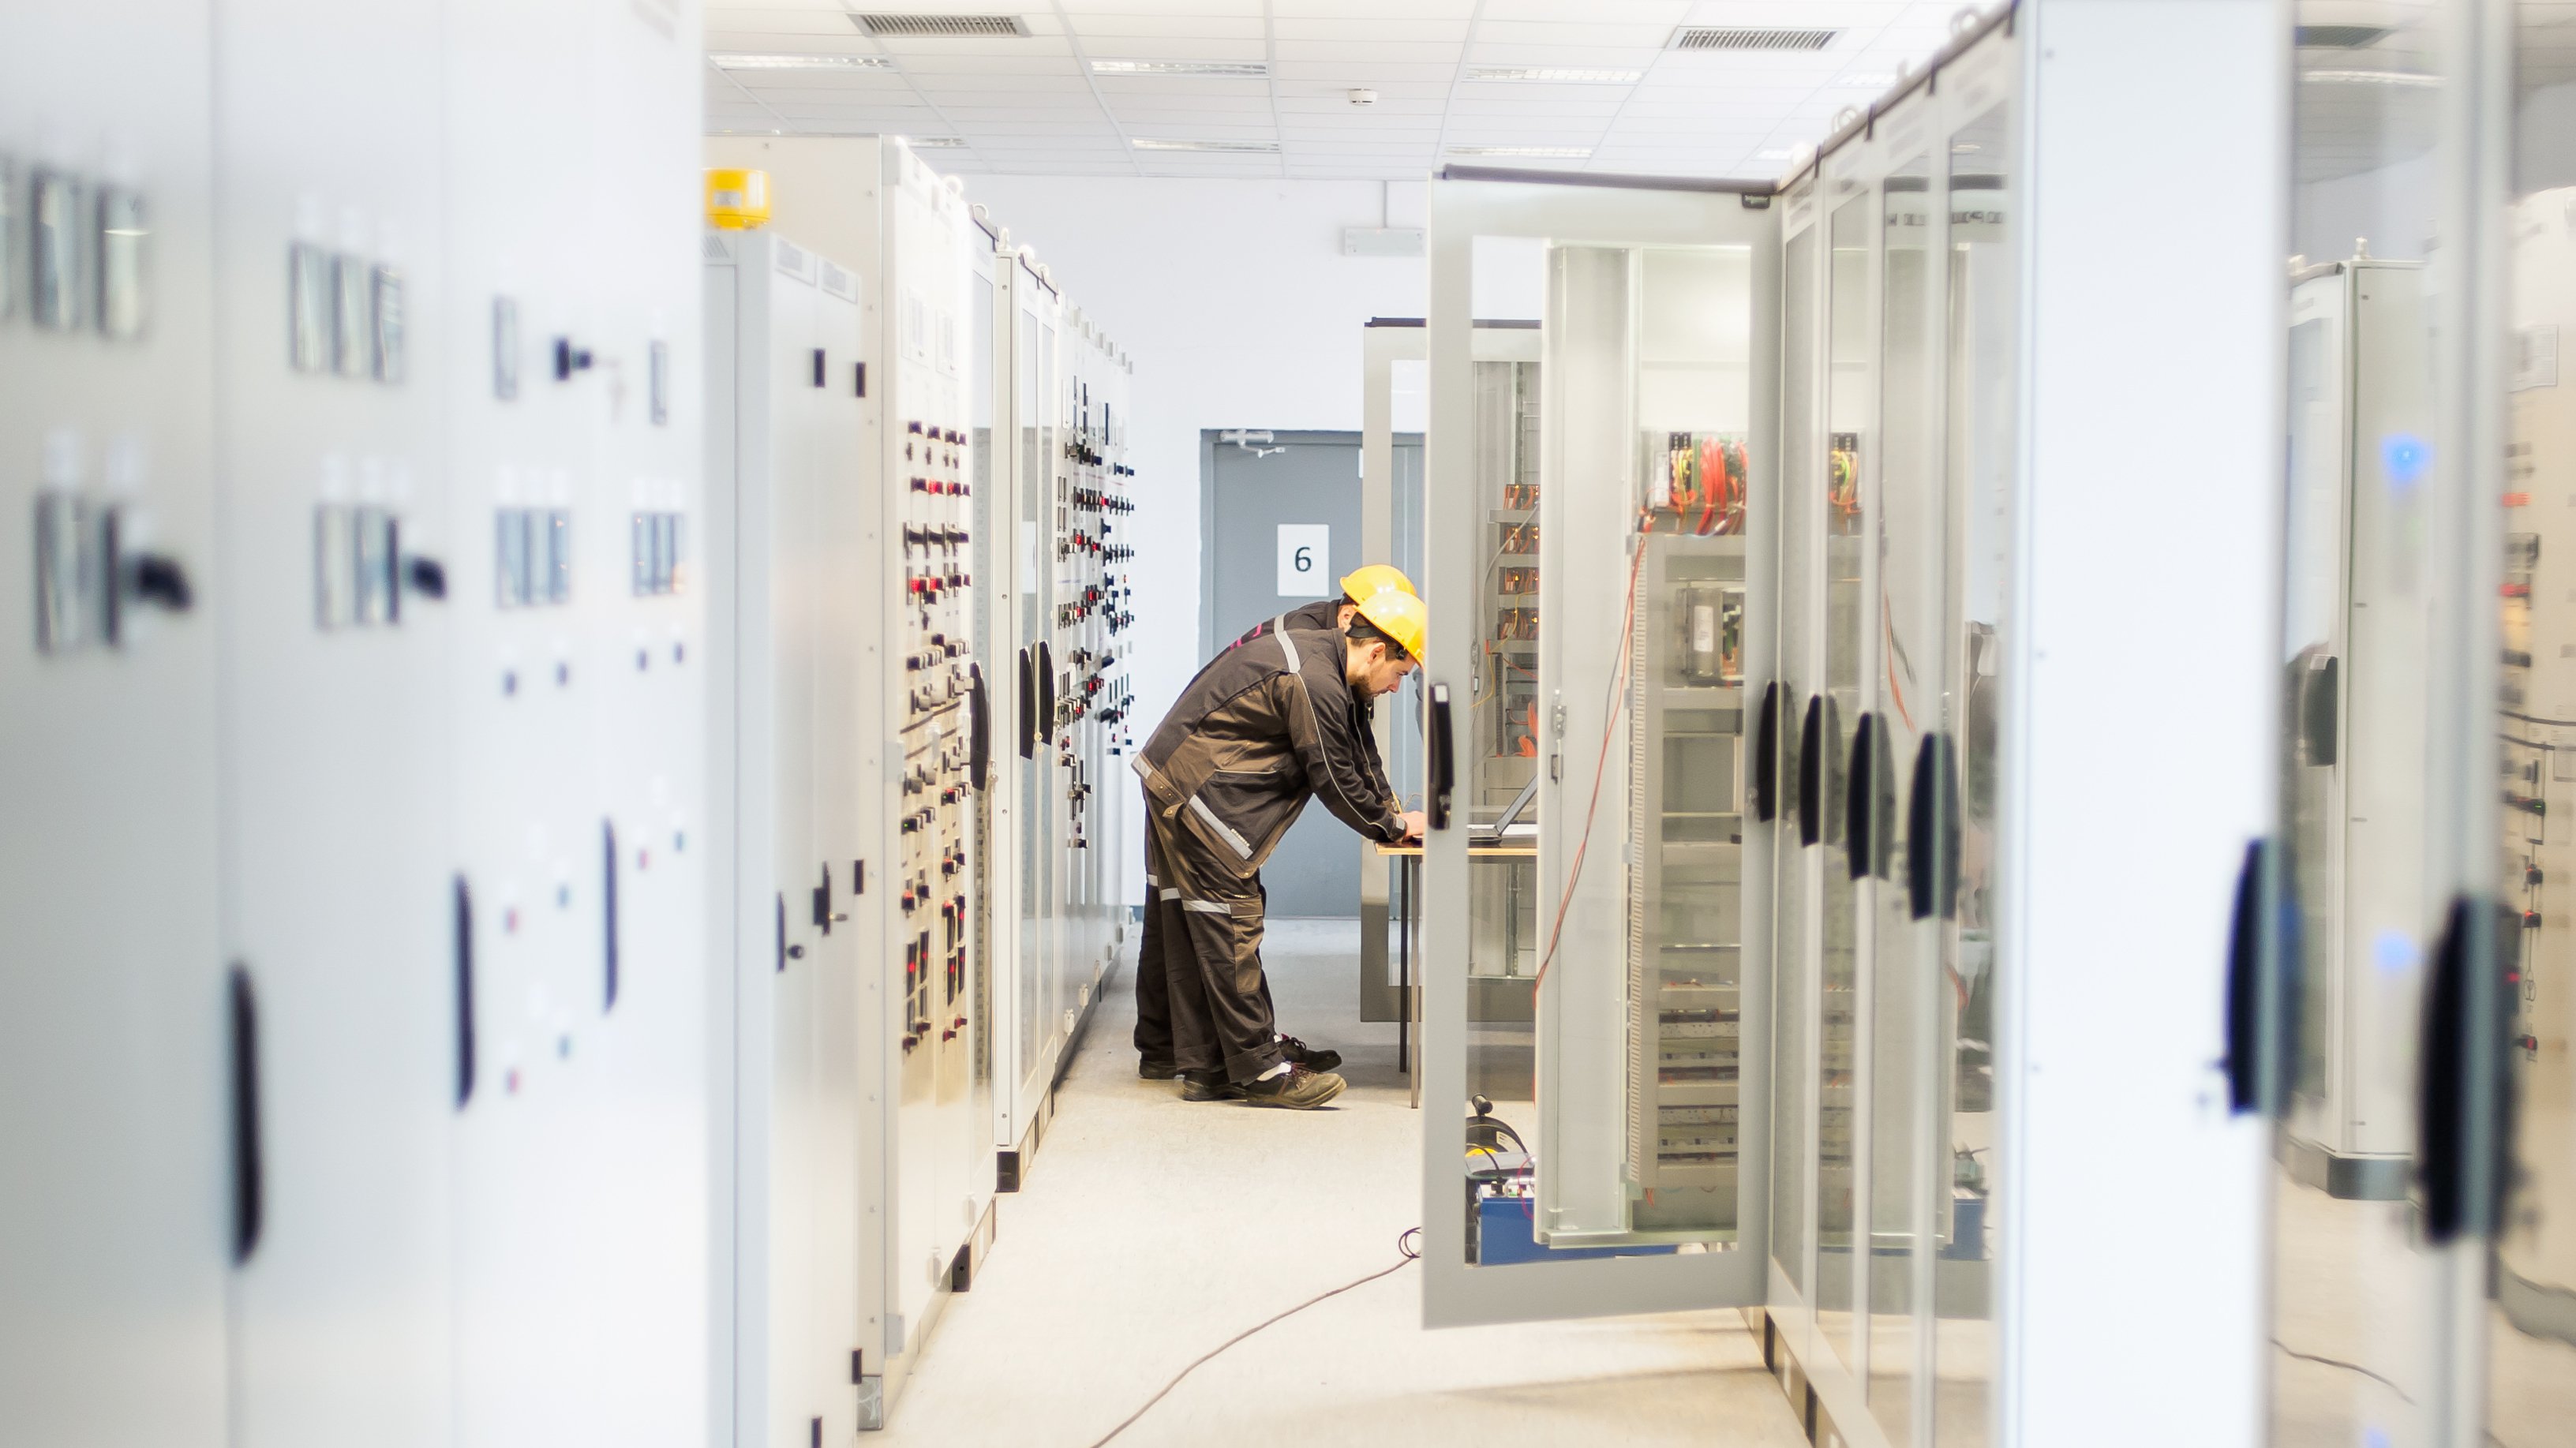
[1416,19,2064,1445]
[6,3,710,1445]
[2278,257,2429,1199]
[1057,307,1136,1016]
[0,7,228,1443]
[705,225,867,1448]
[823,137,997,1425]
[438,2,709,1442]
[212,3,457,1442]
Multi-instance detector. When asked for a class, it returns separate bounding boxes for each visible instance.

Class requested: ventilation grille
[2296,24,2390,49]
[1671,26,1839,52]
[852,13,1028,37]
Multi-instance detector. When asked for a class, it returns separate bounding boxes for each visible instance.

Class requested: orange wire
[1531,509,1653,996]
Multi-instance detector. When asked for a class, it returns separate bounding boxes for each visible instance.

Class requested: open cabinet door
[1419,169,1780,1325]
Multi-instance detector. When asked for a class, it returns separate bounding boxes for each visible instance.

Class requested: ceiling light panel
[1446,144,1592,158]
[1133,137,1282,152]
[711,52,892,69]
[1466,65,1645,82]
[1090,58,1270,77]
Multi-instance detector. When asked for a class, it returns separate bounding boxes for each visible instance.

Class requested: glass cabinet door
[2487,5,2576,1442]
[2265,5,2484,1445]
[1421,173,1778,1324]
[1767,30,2017,1444]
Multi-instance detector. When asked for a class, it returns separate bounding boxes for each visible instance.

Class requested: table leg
[1402,855,1419,1111]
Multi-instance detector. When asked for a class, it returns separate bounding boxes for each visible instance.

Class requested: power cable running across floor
[1081,1227,1425,1448]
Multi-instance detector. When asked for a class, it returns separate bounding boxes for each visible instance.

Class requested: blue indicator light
[2374,930,2418,977]
[2383,432,2431,488]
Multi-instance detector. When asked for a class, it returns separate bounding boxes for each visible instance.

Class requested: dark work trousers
[1132,791,1177,1066]
[1150,813,1288,1083]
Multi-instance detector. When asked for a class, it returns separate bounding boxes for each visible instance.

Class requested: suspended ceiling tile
[1272,18,1470,43]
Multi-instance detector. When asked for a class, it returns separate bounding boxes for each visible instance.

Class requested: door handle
[2222,838,2278,1115]
[1428,683,1455,832]
[601,821,620,1011]
[1750,681,1779,823]
[228,964,264,1265]
[1037,642,1055,739]
[1797,694,1823,847]
[1904,733,1962,920]
[2415,895,2515,1244]
[452,876,476,1108]
[2301,653,2339,766]
[1845,713,1878,880]
[1017,649,1034,760]
[968,661,990,790]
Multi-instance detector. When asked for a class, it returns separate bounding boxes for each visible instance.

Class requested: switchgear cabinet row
[702,134,1137,1435]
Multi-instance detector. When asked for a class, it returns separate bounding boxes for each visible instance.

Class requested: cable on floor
[1080,1227,1423,1448]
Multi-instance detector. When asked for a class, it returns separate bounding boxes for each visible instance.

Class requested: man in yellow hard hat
[1133,566,1419,1083]
[1129,586,1427,1108]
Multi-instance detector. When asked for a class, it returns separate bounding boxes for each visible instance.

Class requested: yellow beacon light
[705,169,772,230]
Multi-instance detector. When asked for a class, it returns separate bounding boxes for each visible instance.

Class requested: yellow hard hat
[1339,563,1417,604]
[706,169,772,230]
[1353,588,1427,662]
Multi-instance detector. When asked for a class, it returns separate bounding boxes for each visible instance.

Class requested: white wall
[957,177,1436,903]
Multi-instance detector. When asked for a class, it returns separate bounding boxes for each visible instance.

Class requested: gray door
[1201,430,1365,917]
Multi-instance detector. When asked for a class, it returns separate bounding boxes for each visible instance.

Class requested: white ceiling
[702,0,1986,181]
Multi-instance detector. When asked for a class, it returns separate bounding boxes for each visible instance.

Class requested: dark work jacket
[1135,625,1407,877]
[1230,600,1395,800]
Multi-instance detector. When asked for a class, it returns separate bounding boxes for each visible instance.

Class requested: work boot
[1276,1035,1342,1072]
[1179,1068,1243,1102]
[1240,1065,1346,1109]
[1139,1058,1181,1081]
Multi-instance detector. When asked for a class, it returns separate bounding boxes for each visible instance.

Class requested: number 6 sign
[1275,524,1330,599]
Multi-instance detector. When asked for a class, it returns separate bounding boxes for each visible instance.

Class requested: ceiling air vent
[2296,24,2390,49]
[852,13,1028,37]
[1670,26,1840,52]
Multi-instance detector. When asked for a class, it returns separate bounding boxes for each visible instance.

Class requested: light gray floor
[881,918,1809,1448]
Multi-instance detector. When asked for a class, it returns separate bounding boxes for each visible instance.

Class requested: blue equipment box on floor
[1473,1196,1681,1266]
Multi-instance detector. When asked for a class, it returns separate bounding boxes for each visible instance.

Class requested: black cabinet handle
[228,964,264,1265]
[774,892,788,973]
[2223,839,2272,1115]
[968,662,990,790]
[1797,694,1823,847]
[453,876,476,1108]
[2302,653,2339,766]
[1905,733,1962,920]
[1017,649,1035,759]
[2416,896,2515,1244]
[1750,682,1779,824]
[1037,642,1055,739]
[601,821,620,1010]
[1848,713,1886,881]
[1428,683,1455,832]
[406,555,447,601]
